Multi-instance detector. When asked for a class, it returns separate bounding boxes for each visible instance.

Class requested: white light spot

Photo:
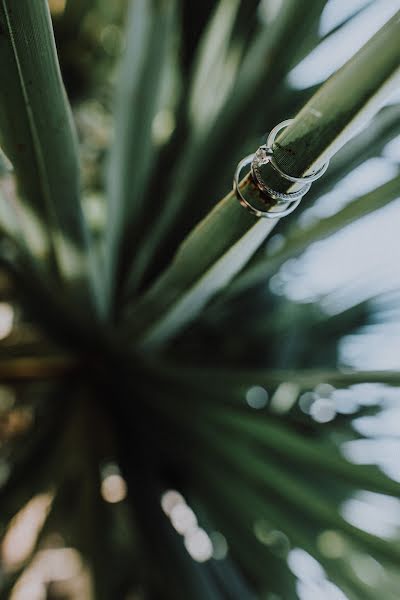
[101,474,127,504]
[1,493,53,572]
[0,302,13,340]
[161,490,185,516]
[9,547,90,600]
[170,503,197,535]
[246,386,269,409]
[37,547,82,582]
[332,389,359,414]
[319,0,372,35]
[10,575,45,600]
[184,528,213,563]
[161,491,214,563]
[349,383,386,406]
[341,437,400,482]
[270,382,299,414]
[310,398,336,423]
[341,495,399,538]
[352,409,400,437]
[83,193,106,232]
[288,548,325,582]
[152,110,175,146]
[309,108,322,118]
[383,134,400,163]
[290,1,400,89]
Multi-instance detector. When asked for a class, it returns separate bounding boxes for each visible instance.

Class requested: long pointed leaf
[105,0,177,311]
[0,0,102,314]
[229,173,400,296]
[123,12,400,350]
[124,0,327,293]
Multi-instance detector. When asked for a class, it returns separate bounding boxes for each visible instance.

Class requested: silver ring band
[266,118,330,183]
[233,155,302,219]
[233,117,330,219]
[251,146,311,201]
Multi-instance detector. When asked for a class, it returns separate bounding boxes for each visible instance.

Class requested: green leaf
[124,0,327,294]
[0,0,102,315]
[105,0,178,311]
[62,0,94,24]
[187,0,242,134]
[195,465,387,600]
[309,103,400,200]
[228,173,400,296]
[212,408,400,498]
[157,393,400,587]
[0,185,18,240]
[123,11,400,350]
[264,10,400,193]
[164,364,400,391]
[217,434,400,567]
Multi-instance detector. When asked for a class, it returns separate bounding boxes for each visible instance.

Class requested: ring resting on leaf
[233,118,330,219]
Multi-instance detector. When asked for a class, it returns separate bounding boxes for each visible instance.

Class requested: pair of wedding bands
[233,119,329,219]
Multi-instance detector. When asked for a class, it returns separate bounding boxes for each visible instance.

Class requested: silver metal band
[233,155,302,219]
[233,118,330,219]
[266,118,330,183]
[251,145,311,201]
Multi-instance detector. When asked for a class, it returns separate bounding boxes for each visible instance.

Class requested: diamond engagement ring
[233,118,329,218]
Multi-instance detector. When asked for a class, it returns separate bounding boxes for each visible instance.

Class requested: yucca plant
[0,1,400,598]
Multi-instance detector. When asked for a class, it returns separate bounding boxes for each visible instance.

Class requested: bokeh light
[2,493,53,572]
[100,463,127,504]
[0,302,13,340]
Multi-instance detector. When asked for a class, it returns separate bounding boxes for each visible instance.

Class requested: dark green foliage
[0,1,399,599]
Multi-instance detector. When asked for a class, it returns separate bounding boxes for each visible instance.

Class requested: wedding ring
[267,119,330,183]
[233,118,330,218]
[233,155,302,219]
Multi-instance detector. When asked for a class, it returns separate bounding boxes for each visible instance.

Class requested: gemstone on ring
[233,155,302,219]
[233,118,330,219]
[251,145,311,202]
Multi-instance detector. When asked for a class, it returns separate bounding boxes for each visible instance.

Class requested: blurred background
[0,1,400,598]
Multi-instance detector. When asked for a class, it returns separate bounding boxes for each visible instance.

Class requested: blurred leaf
[318,0,374,43]
[188,0,242,133]
[211,408,400,497]
[156,389,400,594]
[229,173,400,297]
[125,0,328,293]
[0,186,18,240]
[1,2,400,598]
[126,198,276,349]
[307,103,400,201]
[0,0,103,314]
[164,363,400,390]
[62,0,94,24]
[265,10,400,192]
[0,356,78,382]
[124,12,400,350]
[195,465,386,600]
[105,0,177,311]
